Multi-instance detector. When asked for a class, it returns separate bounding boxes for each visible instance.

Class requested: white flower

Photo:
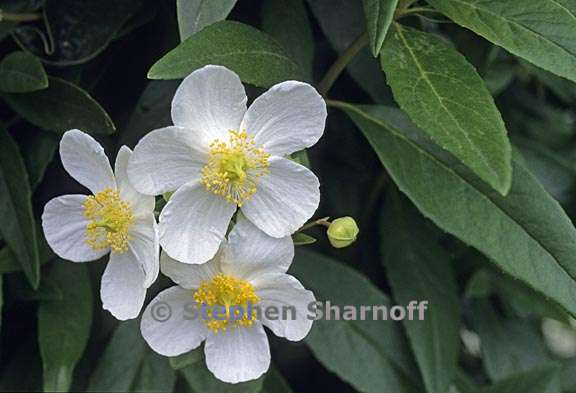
[141,218,315,383]
[127,65,326,264]
[41,130,159,320]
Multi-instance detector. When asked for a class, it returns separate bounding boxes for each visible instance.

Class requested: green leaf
[0,225,53,275]
[177,0,237,41]
[87,320,176,392]
[292,232,317,246]
[363,0,398,57]
[0,126,39,288]
[293,249,422,393]
[39,261,92,392]
[381,191,460,393]
[262,0,315,81]
[4,77,116,134]
[12,0,142,65]
[262,367,294,393]
[480,364,561,393]
[23,132,59,189]
[380,24,512,195]
[427,0,576,84]
[333,102,576,317]
[181,363,264,393]
[472,299,550,381]
[148,21,302,88]
[169,349,203,370]
[0,51,48,93]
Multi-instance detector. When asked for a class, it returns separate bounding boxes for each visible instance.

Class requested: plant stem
[318,32,369,97]
[299,217,331,231]
[0,10,42,22]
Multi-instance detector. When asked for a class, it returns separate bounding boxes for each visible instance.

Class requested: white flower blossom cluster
[41,65,327,383]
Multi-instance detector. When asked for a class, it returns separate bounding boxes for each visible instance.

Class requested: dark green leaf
[382,192,460,393]
[0,126,39,288]
[293,249,422,393]
[4,77,116,134]
[132,352,176,393]
[169,349,203,370]
[24,132,59,189]
[0,51,48,93]
[262,367,294,393]
[39,261,92,392]
[427,0,576,84]
[480,364,561,393]
[381,24,512,194]
[0,225,53,275]
[13,0,142,65]
[333,102,576,317]
[363,0,398,56]
[262,0,315,81]
[177,0,237,41]
[181,363,264,393]
[148,21,302,88]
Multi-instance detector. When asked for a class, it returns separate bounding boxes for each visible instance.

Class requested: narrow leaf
[0,51,48,93]
[4,77,116,134]
[39,262,92,392]
[427,0,576,84]
[480,364,561,393]
[24,132,59,189]
[381,24,512,194]
[293,249,423,393]
[363,0,398,56]
[177,0,237,41]
[148,21,302,88]
[382,191,460,393]
[0,126,39,288]
[334,102,576,317]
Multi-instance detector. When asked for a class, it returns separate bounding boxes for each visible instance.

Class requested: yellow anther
[194,273,260,333]
[201,130,270,206]
[83,188,134,253]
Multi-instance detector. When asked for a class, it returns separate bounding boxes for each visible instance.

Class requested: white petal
[59,130,116,194]
[128,215,159,288]
[204,324,270,383]
[141,286,208,357]
[159,181,236,264]
[115,146,155,216]
[127,126,208,195]
[255,274,315,342]
[241,81,326,156]
[222,217,294,280]
[100,252,147,320]
[172,65,247,141]
[241,157,319,238]
[161,250,221,289]
[42,195,108,262]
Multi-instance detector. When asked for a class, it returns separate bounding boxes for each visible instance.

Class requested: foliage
[2,0,576,392]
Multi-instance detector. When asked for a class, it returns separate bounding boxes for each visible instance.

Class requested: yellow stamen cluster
[83,188,134,253]
[201,130,270,206]
[194,273,260,333]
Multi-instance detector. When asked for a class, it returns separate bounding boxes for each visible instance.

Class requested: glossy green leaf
[177,0,237,41]
[262,0,315,81]
[363,0,398,56]
[4,77,116,134]
[148,21,302,88]
[39,262,92,392]
[381,192,460,393]
[0,126,39,288]
[0,51,48,93]
[480,364,561,393]
[427,0,576,84]
[181,363,264,393]
[380,24,512,194]
[333,102,576,317]
[13,0,142,65]
[293,249,422,393]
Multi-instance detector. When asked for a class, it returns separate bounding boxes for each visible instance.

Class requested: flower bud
[327,217,359,248]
